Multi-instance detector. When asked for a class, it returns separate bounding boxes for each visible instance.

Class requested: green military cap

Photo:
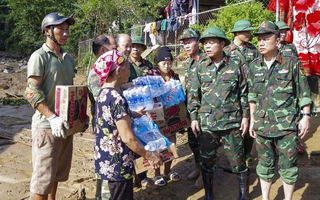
[131,35,146,50]
[179,28,200,41]
[275,21,290,30]
[254,21,279,35]
[199,27,230,45]
[230,19,255,33]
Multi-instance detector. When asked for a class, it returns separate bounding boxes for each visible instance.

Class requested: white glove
[47,114,69,139]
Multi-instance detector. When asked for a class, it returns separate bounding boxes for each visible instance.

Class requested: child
[146,46,181,186]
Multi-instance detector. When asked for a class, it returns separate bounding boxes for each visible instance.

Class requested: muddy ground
[1,56,320,200]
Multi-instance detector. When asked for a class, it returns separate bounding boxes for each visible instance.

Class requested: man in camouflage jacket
[128,35,153,83]
[247,21,312,200]
[188,26,250,200]
[224,19,260,166]
[275,21,298,56]
[180,28,207,188]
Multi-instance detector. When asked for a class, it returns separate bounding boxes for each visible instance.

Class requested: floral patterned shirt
[94,87,134,181]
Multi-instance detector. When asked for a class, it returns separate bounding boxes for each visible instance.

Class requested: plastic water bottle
[145,137,167,151]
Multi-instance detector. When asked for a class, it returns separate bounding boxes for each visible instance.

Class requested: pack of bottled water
[132,76,170,98]
[157,80,186,108]
[133,115,170,151]
[123,85,154,111]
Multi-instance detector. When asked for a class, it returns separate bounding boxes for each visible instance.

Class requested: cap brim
[199,35,230,46]
[230,27,255,33]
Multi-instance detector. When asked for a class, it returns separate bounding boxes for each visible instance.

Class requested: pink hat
[93,50,125,86]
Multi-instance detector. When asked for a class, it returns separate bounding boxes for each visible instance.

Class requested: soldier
[188,27,250,200]
[224,19,260,166]
[275,21,298,56]
[247,21,312,200]
[179,28,207,188]
[128,35,153,83]
[275,21,306,154]
[128,35,154,187]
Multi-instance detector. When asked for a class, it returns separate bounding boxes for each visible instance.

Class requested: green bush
[191,1,275,47]
[82,51,92,68]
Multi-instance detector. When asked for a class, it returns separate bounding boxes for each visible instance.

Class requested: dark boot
[237,169,250,200]
[202,170,214,200]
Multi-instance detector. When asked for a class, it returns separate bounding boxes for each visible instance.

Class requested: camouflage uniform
[248,21,312,184]
[224,41,259,74]
[87,69,100,117]
[224,20,260,167]
[275,21,298,57]
[278,41,298,56]
[188,54,249,173]
[128,57,153,83]
[184,50,207,157]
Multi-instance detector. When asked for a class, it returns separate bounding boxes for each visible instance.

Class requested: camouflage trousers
[187,127,199,163]
[256,133,299,184]
[197,128,247,173]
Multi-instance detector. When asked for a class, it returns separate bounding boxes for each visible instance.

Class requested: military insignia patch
[299,65,306,76]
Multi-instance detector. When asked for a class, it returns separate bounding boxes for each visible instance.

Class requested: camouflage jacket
[247,53,312,137]
[278,41,298,57]
[224,41,259,75]
[184,50,207,96]
[187,54,249,131]
[128,57,153,82]
[87,68,101,116]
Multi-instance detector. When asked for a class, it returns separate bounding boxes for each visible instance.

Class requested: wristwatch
[302,113,312,117]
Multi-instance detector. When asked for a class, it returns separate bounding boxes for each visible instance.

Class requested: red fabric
[268,0,320,76]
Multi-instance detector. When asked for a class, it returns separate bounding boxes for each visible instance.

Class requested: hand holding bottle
[145,151,162,169]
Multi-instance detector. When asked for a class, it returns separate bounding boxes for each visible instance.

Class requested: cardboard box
[144,102,165,121]
[154,102,190,138]
[55,85,87,136]
[134,143,179,174]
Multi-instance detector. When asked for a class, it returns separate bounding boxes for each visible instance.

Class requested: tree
[4,0,77,55]
[0,0,9,51]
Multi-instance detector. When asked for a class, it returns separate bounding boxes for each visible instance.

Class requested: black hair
[92,35,111,56]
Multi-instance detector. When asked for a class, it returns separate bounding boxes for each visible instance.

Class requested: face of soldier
[236,31,251,43]
[257,33,280,56]
[203,37,225,59]
[182,38,199,57]
[131,44,144,59]
[117,36,132,57]
[279,30,287,42]
[158,61,172,75]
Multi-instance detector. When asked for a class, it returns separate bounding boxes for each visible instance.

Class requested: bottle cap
[145,144,151,151]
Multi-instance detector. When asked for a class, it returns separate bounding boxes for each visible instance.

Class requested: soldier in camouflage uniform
[87,34,116,200]
[127,35,154,187]
[247,21,312,200]
[128,35,153,83]
[188,27,250,200]
[275,21,307,154]
[275,21,298,56]
[224,19,260,166]
[180,28,207,188]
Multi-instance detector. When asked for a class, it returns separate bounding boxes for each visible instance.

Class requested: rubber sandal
[153,176,166,186]
[298,142,306,154]
[163,171,181,182]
